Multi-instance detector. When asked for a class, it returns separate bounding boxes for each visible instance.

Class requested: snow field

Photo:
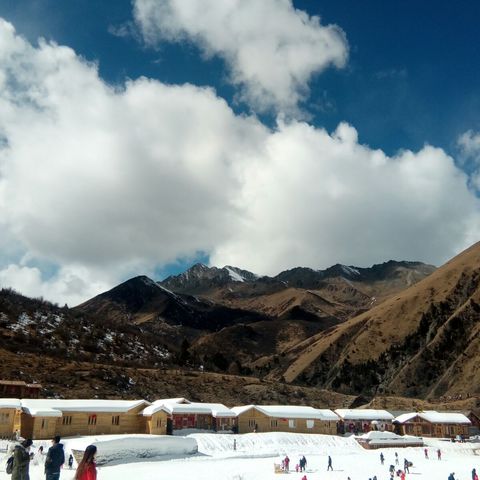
[1,433,478,480]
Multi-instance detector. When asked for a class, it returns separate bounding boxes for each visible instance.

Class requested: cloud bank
[0,18,479,305]
[133,0,348,113]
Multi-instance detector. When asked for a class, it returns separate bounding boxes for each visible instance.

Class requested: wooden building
[335,409,394,434]
[0,381,42,399]
[21,399,149,439]
[458,411,480,436]
[156,399,237,433]
[0,399,21,439]
[232,405,338,435]
[393,411,471,438]
[141,403,170,435]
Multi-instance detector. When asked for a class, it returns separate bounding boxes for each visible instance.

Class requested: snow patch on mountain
[341,265,360,276]
[226,267,245,282]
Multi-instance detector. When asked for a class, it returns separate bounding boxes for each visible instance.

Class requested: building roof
[22,407,63,417]
[154,398,190,404]
[357,430,424,447]
[0,398,22,409]
[232,405,339,421]
[141,401,176,416]
[335,409,394,421]
[0,380,42,387]
[143,400,235,418]
[394,411,471,425]
[21,399,149,416]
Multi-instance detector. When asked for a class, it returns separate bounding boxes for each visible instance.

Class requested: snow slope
[1,432,478,480]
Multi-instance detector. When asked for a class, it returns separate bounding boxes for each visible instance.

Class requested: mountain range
[1,243,480,406]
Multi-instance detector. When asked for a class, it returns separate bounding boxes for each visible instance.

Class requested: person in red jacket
[74,445,97,480]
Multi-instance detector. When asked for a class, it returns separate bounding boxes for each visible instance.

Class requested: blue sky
[2,0,479,156]
[0,0,479,304]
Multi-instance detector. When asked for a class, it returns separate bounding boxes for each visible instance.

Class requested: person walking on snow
[327,455,333,471]
[472,468,478,480]
[395,452,399,466]
[284,455,290,471]
[404,459,410,474]
[45,435,65,480]
[424,448,428,459]
[68,455,74,469]
[437,449,442,460]
[380,453,384,465]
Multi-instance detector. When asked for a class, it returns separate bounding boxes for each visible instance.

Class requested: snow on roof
[166,402,235,418]
[394,411,471,425]
[0,398,21,409]
[258,406,338,420]
[142,401,176,417]
[23,407,63,417]
[21,399,148,414]
[231,405,255,416]
[233,405,338,421]
[155,398,190,404]
[356,430,423,446]
[335,409,394,421]
[143,401,235,418]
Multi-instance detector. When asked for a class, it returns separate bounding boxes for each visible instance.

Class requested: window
[248,419,256,428]
[41,419,47,429]
[0,413,10,424]
[270,419,278,427]
[62,416,72,425]
[306,420,314,429]
[156,418,162,428]
[112,415,120,426]
[88,415,97,425]
[288,419,296,429]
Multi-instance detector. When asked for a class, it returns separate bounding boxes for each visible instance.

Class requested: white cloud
[210,121,480,273]
[0,264,109,307]
[458,130,480,160]
[133,0,348,114]
[0,19,479,306]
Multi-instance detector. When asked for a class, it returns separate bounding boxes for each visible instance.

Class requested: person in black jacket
[12,439,33,480]
[45,436,65,480]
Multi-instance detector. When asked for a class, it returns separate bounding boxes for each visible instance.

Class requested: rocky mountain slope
[4,251,465,402]
[274,242,480,399]
[161,261,435,373]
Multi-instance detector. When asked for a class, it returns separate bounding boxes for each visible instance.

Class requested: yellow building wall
[145,411,168,435]
[400,418,469,438]
[20,413,57,440]
[55,404,147,437]
[237,409,337,435]
[0,408,16,438]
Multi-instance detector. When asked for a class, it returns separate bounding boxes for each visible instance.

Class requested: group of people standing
[6,435,98,480]
[280,454,308,472]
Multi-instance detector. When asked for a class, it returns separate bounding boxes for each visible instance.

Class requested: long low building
[232,405,338,434]
[0,397,475,441]
[20,399,150,439]
[335,409,394,434]
[393,411,471,438]
[144,398,236,434]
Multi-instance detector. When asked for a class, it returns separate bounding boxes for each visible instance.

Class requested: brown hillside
[280,241,480,399]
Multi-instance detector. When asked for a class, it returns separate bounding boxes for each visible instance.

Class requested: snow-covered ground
[1,433,478,480]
